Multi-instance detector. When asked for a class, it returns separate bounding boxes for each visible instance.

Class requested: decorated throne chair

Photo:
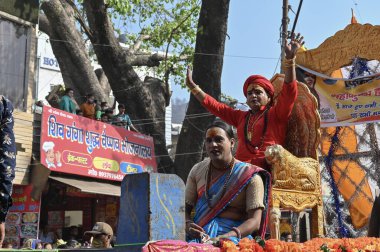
[265,74,324,240]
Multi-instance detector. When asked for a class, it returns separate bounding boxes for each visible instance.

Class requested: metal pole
[291,0,304,36]
[280,0,289,73]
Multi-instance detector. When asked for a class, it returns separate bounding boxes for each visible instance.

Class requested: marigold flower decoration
[220,237,380,252]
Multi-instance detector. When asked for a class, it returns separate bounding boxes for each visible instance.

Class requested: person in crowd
[80,94,96,119]
[100,113,110,123]
[95,100,102,120]
[185,121,270,243]
[0,97,16,247]
[39,223,54,244]
[185,34,303,171]
[66,239,81,249]
[112,104,140,132]
[96,99,117,120]
[36,241,43,249]
[53,238,67,249]
[281,232,293,242]
[3,241,13,248]
[84,222,114,248]
[105,108,114,120]
[57,244,68,249]
[43,243,53,249]
[67,225,80,241]
[76,109,84,116]
[99,99,116,116]
[21,239,41,250]
[296,68,320,109]
[59,88,78,114]
[35,100,45,107]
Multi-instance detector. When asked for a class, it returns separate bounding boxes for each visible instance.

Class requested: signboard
[315,75,380,127]
[298,65,380,127]
[5,185,40,248]
[40,106,157,181]
[40,56,60,71]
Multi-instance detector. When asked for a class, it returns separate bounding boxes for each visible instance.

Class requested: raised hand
[186,66,197,89]
[285,32,305,59]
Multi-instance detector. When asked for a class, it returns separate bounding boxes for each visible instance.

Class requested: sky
[171,0,380,103]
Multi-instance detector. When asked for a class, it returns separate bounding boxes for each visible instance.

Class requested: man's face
[286,234,292,242]
[46,149,55,163]
[101,115,108,123]
[92,233,110,248]
[87,96,95,104]
[118,107,125,113]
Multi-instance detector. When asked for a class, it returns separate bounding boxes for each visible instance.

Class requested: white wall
[36,33,63,101]
[165,102,172,146]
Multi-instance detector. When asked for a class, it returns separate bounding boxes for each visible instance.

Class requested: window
[0,18,30,111]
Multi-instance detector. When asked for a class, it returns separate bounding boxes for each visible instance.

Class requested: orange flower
[239,238,254,250]
[221,240,238,252]
[240,249,254,252]
[222,236,380,251]
[253,243,264,252]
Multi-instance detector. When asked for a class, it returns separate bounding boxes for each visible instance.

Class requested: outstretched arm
[185,66,241,127]
[284,33,304,84]
[129,123,140,133]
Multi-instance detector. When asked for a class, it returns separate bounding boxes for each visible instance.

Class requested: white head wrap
[42,141,55,152]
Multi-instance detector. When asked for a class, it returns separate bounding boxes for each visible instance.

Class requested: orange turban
[243,75,274,98]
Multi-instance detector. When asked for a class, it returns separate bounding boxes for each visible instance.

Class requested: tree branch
[129,52,189,67]
[64,0,93,40]
[38,14,52,36]
[163,5,199,85]
[129,34,151,54]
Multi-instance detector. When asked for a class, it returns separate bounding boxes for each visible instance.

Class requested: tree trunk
[174,0,230,181]
[83,0,173,172]
[40,0,108,104]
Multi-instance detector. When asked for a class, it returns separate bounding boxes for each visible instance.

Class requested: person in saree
[186,33,304,171]
[185,121,271,243]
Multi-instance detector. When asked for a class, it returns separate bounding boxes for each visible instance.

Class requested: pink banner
[40,106,157,181]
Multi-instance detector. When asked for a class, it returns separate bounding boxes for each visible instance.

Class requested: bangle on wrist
[282,57,296,67]
[231,227,241,239]
[190,85,199,91]
[284,56,296,61]
[186,219,194,224]
[191,86,202,96]
[282,61,295,68]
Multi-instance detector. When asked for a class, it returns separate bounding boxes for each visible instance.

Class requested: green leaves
[67,0,200,85]
[105,0,141,15]
[107,0,200,83]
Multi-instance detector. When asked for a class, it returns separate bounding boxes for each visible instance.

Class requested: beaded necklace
[244,109,269,154]
[204,158,235,208]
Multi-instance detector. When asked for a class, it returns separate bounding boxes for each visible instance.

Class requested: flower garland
[220,237,380,252]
